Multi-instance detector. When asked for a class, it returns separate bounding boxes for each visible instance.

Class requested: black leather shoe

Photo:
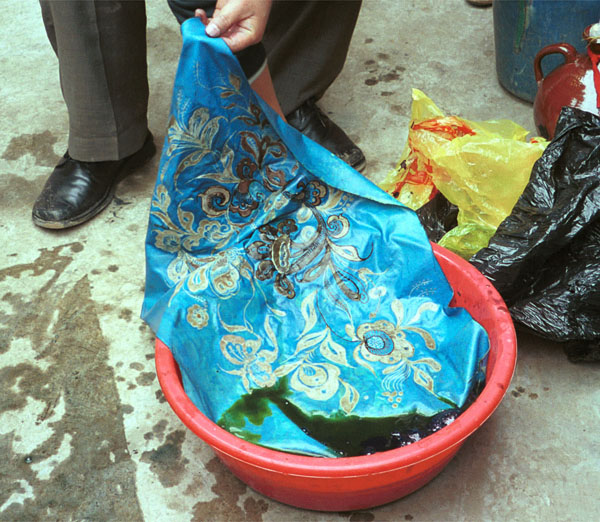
[32,132,156,229]
[286,98,366,172]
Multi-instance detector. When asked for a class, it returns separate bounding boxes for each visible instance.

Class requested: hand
[195,0,272,52]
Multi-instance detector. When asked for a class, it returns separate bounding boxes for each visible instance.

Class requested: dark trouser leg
[39,0,149,161]
[263,0,362,116]
[265,1,365,170]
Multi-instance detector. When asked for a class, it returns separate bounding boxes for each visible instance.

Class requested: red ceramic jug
[533,25,600,139]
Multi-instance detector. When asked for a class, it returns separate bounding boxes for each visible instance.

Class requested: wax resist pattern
[142,19,489,457]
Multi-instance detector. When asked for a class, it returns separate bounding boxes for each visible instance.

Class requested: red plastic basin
[155,243,517,511]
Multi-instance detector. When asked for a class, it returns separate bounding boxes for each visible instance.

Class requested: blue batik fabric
[142,18,490,458]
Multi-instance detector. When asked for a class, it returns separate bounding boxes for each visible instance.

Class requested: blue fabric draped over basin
[142,18,490,458]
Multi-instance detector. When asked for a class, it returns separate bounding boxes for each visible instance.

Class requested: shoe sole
[33,137,156,230]
[353,158,367,173]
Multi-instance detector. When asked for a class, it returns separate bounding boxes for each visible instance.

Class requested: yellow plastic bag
[381,89,548,259]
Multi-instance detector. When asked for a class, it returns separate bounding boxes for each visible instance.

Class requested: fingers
[221,32,255,53]
[205,2,243,38]
[201,0,272,51]
[194,9,209,25]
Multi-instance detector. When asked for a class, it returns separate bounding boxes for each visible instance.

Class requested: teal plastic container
[493,0,600,102]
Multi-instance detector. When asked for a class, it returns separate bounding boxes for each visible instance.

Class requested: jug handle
[534,43,578,82]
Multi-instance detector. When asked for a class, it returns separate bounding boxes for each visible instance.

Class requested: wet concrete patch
[0,243,83,355]
[143,419,168,442]
[190,457,269,521]
[135,372,156,387]
[127,360,155,387]
[1,130,59,166]
[511,385,526,398]
[119,308,133,321]
[364,66,404,87]
[346,511,376,522]
[0,174,45,209]
[363,51,405,89]
[429,60,449,75]
[141,429,189,488]
[0,271,142,520]
[155,389,167,404]
[391,104,408,115]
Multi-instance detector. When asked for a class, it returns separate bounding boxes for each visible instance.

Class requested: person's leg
[34,1,155,229]
[249,64,286,120]
[263,0,362,116]
[40,0,149,161]
[264,0,365,171]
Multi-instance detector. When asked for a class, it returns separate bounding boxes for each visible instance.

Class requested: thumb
[205,3,243,37]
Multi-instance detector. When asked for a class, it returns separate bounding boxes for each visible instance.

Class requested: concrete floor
[1,0,599,520]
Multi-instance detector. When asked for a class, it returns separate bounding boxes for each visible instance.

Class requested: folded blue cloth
[142,18,489,457]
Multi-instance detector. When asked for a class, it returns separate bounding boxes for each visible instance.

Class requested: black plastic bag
[472,107,600,362]
[416,195,458,244]
[419,107,600,362]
